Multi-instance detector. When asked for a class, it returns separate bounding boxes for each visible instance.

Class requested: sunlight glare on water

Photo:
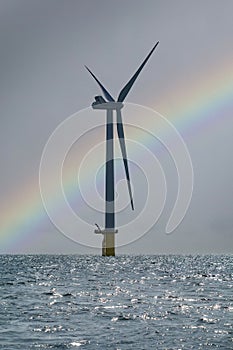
[0,255,232,349]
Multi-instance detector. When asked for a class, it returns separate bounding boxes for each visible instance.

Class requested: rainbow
[1,57,233,252]
[159,56,233,137]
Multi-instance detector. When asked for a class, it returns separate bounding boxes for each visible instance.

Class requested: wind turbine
[85,41,159,256]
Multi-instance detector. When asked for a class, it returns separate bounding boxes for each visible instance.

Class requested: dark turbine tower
[86,42,159,256]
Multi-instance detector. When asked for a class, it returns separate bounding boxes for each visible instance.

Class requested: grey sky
[1,0,233,254]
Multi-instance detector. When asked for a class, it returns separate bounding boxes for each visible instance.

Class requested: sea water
[0,255,232,349]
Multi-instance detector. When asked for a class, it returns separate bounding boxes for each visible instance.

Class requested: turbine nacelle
[93,95,106,105]
[92,99,123,110]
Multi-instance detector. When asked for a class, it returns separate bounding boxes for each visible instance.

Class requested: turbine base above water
[94,228,118,257]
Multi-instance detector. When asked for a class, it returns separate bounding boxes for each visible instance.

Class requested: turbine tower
[86,42,159,256]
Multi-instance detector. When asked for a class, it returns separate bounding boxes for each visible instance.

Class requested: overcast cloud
[0,0,233,254]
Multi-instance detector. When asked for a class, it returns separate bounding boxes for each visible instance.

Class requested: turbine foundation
[102,232,115,256]
[95,228,118,256]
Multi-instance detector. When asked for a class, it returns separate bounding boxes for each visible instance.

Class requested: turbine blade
[117,41,159,102]
[116,109,134,210]
[85,65,115,102]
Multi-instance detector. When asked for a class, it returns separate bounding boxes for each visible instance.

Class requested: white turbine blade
[117,41,159,102]
[116,109,134,210]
